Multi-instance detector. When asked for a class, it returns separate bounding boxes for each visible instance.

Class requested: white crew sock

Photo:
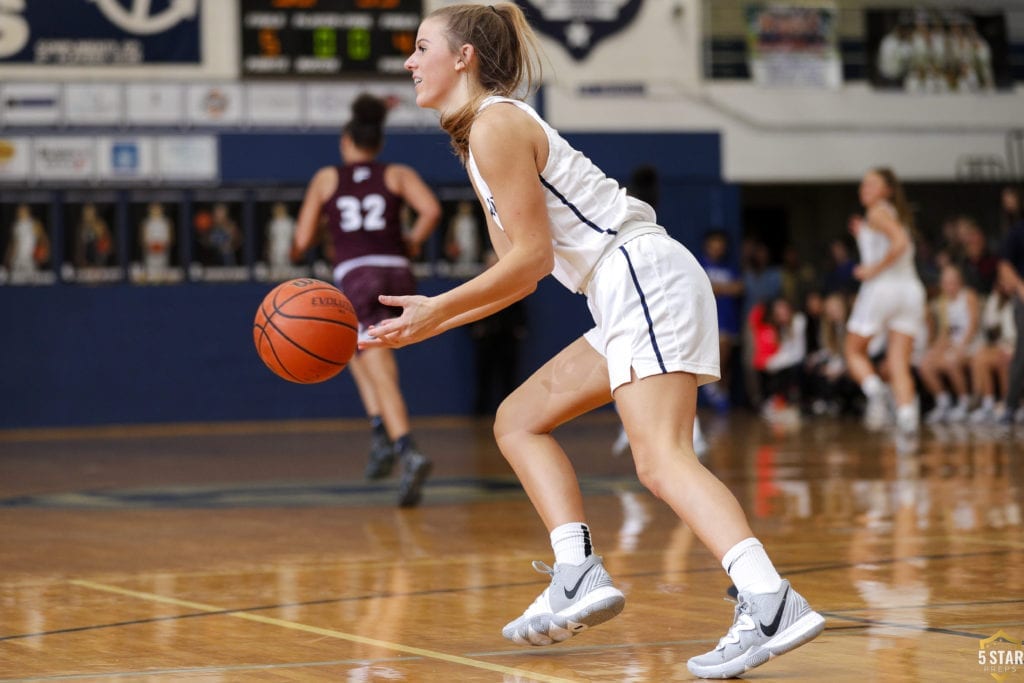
[935,392,952,409]
[550,522,593,566]
[722,537,783,596]
[896,402,918,424]
[861,374,885,399]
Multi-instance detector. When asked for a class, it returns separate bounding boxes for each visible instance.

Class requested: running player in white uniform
[362,4,824,678]
[845,168,926,433]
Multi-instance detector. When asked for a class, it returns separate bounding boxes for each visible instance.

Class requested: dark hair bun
[351,94,387,126]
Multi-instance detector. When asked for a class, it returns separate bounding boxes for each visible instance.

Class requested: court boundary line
[0,655,421,682]
[68,579,576,683]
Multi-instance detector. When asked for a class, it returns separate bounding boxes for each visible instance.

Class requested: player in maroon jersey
[292,93,441,507]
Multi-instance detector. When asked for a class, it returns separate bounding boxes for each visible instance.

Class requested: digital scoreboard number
[241,0,422,78]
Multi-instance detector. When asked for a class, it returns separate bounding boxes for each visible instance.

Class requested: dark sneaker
[502,554,625,646]
[396,450,431,508]
[364,434,394,480]
[687,579,825,678]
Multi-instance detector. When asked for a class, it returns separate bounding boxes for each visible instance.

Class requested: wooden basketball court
[1,412,1022,681]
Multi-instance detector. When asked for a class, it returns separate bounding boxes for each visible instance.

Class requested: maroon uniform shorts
[339,265,417,337]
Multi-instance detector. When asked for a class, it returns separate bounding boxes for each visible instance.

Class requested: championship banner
[745,3,841,89]
[865,7,1013,93]
[0,0,200,66]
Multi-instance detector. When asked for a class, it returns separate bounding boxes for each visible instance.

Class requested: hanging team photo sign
[745,3,842,89]
[514,0,644,61]
[0,0,200,66]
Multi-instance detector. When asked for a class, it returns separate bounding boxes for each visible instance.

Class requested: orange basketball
[253,278,358,384]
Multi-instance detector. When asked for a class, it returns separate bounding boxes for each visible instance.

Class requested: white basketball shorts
[847,277,926,339]
[583,232,721,393]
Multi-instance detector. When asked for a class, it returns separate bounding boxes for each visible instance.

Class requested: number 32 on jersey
[336,194,386,232]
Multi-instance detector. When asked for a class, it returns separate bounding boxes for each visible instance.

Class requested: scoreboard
[241,0,422,78]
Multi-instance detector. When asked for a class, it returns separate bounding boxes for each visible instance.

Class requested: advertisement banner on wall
[125,83,185,125]
[247,84,303,126]
[64,83,123,126]
[306,84,352,127]
[305,83,436,128]
[96,137,156,182]
[187,84,244,126]
[156,135,218,181]
[32,136,96,181]
[865,7,1012,93]
[0,0,200,66]
[0,138,32,181]
[745,3,841,88]
[0,83,62,126]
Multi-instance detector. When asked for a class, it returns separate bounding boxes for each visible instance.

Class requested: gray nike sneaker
[687,580,825,679]
[502,555,625,646]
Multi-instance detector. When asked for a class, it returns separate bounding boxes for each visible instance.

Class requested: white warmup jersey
[943,289,974,346]
[854,202,917,282]
[466,96,720,391]
[848,202,926,339]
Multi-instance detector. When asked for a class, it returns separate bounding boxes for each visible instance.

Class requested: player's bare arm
[386,164,441,254]
[363,107,552,348]
[291,167,337,261]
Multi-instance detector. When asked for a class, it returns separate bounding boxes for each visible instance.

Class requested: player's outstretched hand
[360,294,439,349]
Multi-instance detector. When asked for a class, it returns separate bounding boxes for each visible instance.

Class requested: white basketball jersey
[467,96,657,292]
[944,289,972,344]
[855,201,916,282]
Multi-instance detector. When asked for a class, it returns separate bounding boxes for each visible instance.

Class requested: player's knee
[634,460,671,500]
[493,394,528,442]
[629,442,680,500]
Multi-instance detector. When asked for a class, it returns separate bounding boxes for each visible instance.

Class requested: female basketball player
[292,93,441,507]
[844,168,926,434]
[361,4,824,677]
